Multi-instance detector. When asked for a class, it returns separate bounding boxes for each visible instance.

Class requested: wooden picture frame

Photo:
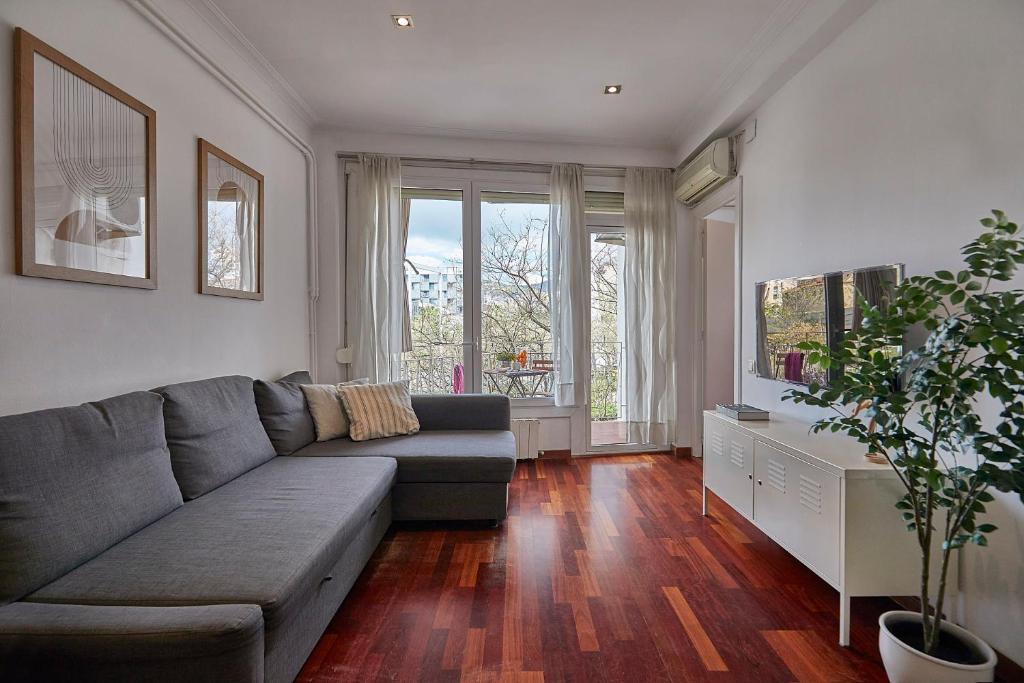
[197,139,264,300]
[14,28,157,289]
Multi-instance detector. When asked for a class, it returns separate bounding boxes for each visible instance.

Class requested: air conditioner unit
[674,137,734,207]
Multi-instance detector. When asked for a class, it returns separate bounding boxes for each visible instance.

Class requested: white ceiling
[206,0,792,149]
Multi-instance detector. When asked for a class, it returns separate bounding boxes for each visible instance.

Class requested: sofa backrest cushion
[253,371,316,455]
[411,394,511,431]
[0,391,183,604]
[155,376,276,500]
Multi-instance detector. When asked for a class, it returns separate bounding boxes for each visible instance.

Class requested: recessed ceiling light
[604,84,622,95]
[392,14,414,28]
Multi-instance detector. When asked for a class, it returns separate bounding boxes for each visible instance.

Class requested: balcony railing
[591,340,625,422]
[399,340,626,421]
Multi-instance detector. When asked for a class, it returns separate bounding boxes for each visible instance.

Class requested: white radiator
[511,419,540,460]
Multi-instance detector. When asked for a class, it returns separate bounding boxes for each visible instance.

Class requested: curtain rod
[334,152,672,177]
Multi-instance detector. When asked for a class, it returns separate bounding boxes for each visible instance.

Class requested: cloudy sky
[405,197,548,275]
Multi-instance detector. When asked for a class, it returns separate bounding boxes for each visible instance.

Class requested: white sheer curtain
[237,190,257,292]
[624,167,676,445]
[347,154,411,382]
[549,163,588,407]
[211,157,259,292]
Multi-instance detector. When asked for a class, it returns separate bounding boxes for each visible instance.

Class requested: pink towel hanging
[784,352,804,382]
[452,363,465,394]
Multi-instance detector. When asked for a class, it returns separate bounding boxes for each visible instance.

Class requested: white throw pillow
[300,378,368,441]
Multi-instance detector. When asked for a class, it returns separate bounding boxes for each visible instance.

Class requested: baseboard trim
[539,449,677,459]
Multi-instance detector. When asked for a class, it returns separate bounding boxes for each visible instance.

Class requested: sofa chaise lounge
[0,374,515,682]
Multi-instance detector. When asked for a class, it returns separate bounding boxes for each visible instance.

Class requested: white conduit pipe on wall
[126,0,321,378]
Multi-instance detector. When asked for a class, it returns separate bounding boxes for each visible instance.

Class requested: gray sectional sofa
[0,373,515,682]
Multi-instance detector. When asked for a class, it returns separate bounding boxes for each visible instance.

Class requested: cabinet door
[753,442,796,551]
[703,416,754,519]
[754,441,841,586]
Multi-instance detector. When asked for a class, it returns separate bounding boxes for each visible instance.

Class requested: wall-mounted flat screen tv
[754,264,903,386]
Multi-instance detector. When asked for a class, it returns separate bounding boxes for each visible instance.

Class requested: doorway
[703,207,737,411]
[692,180,743,458]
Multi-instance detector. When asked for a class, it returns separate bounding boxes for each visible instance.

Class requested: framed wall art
[14,28,157,288]
[197,138,264,300]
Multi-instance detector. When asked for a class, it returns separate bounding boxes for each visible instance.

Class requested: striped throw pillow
[338,382,420,442]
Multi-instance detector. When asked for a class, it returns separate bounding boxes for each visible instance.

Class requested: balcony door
[476,185,552,400]
[588,225,631,448]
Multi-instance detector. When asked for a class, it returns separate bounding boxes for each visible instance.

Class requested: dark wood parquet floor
[295,455,921,682]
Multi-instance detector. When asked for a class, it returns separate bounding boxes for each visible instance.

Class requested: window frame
[385,165,626,408]
[399,168,552,400]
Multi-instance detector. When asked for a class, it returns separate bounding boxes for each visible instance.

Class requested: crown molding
[672,0,876,164]
[184,0,317,125]
[315,126,679,169]
[315,118,675,154]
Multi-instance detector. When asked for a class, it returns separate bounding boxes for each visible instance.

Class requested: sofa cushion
[301,379,368,442]
[278,370,313,384]
[154,376,276,500]
[0,392,182,604]
[26,456,396,632]
[253,372,315,455]
[411,394,511,431]
[0,602,265,682]
[338,382,420,442]
[291,430,516,483]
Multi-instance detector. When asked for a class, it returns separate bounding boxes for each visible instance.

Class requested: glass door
[476,187,552,399]
[589,227,630,447]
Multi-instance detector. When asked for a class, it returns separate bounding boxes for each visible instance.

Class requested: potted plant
[495,351,516,369]
[783,210,1024,683]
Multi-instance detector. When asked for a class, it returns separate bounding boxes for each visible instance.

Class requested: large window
[393,171,623,411]
[399,181,554,399]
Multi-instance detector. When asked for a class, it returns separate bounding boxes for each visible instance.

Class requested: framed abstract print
[14,28,157,288]
[197,139,264,300]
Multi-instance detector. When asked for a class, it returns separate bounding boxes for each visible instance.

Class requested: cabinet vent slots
[767,458,786,492]
[799,474,823,513]
[711,433,724,457]
[729,443,745,469]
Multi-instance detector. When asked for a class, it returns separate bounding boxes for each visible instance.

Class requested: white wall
[313,127,676,453]
[0,0,312,415]
[735,0,1024,663]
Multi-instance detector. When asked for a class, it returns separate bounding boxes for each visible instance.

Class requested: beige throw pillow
[338,382,420,442]
[300,379,368,441]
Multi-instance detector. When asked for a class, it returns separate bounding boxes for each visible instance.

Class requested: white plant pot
[878,611,996,683]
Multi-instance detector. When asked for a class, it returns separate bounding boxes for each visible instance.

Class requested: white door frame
[691,177,743,458]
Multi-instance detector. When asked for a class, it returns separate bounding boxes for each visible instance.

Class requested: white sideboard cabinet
[702,410,953,646]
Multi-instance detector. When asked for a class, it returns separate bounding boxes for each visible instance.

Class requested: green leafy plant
[783,210,1024,656]
[495,351,517,363]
